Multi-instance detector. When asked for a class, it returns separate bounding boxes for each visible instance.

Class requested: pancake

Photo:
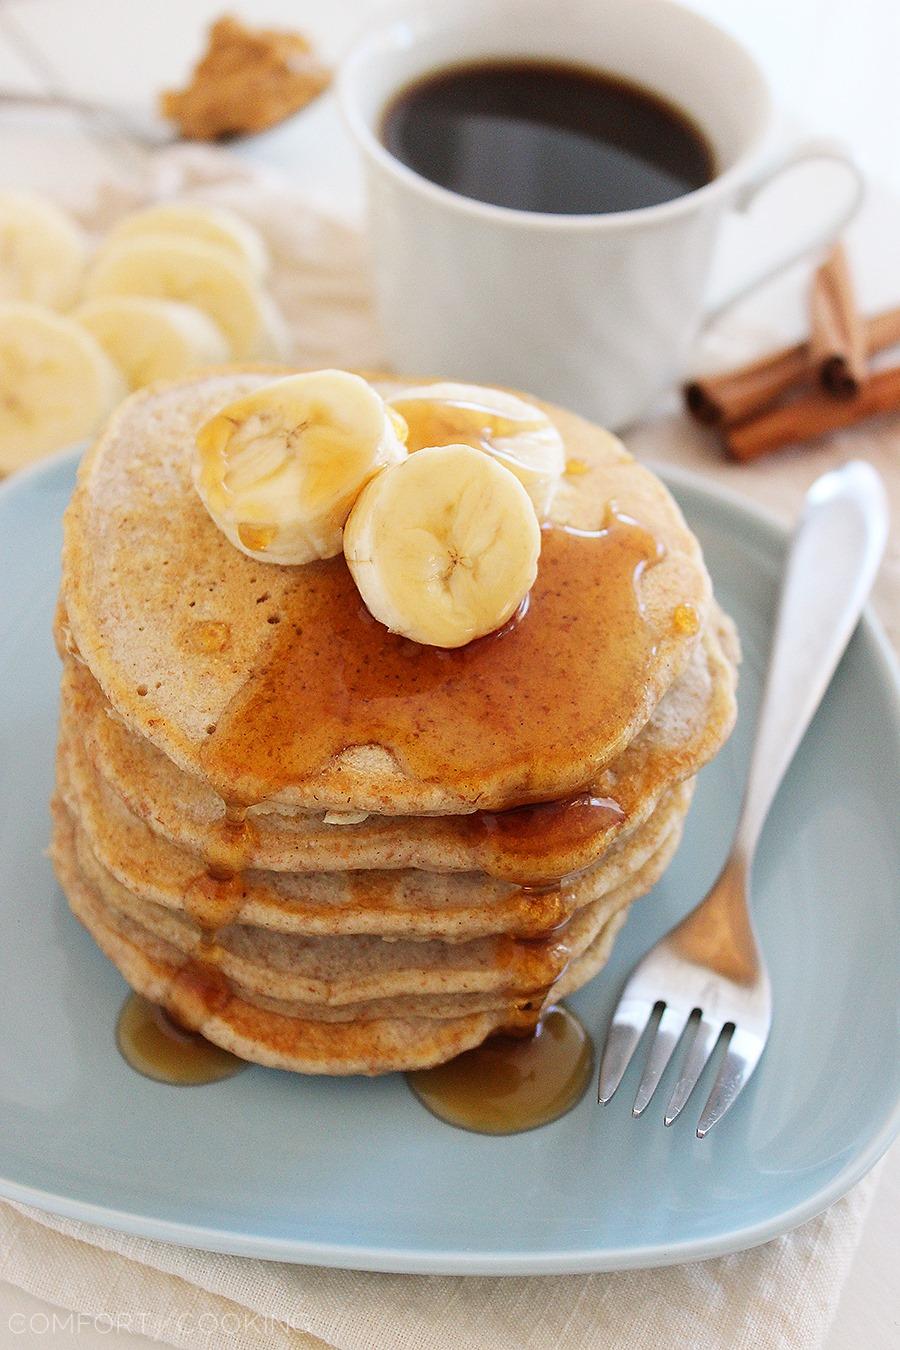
[58,722,693,941]
[52,366,740,1077]
[61,369,714,814]
[167,907,631,1025]
[52,803,628,1073]
[58,607,734,882]
[218,908,631,1023]
[63,793,683,1009]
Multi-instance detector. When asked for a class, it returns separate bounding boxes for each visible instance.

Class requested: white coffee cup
[339,0,863,428]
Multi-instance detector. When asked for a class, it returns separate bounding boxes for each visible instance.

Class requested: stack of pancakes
[52,370,738,1074]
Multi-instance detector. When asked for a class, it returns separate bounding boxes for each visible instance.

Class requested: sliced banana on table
[388,381,565,520]
[0,303,127,471]
[257,291,292,361]
[85,235,275,359]
[194,369,408,564]
[106,202,269,279]
[75,296,230,389]
[0,191,88,310]
[344,443,541,648]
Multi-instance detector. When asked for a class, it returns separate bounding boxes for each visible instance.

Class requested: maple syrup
[392,394,544,456]
[201,515,663,811]
[185,619,231,653]
[493,914,574,992]
[501,885,575,940]
[204,803,259,875]
[183,866,246,931]
[238,523,277,553]
[469,793,624,882]
[116,992,246,1085]
[671,603,700,637]
[128,440,666,1065]
[170,956,234,1014]
[406,1005,593,1134]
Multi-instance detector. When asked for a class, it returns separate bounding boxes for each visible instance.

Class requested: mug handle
[703,138,865,325]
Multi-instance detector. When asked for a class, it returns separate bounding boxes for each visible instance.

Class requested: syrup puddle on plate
[116,990,593,1133]
[116,992,247,1085]
[406,1005,593,1135]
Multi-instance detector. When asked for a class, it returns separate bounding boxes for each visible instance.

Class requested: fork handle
[734,460,888,861]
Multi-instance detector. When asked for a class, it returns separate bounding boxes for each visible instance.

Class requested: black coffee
[381,60,714,215]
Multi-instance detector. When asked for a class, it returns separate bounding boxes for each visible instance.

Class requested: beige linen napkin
[0,1169,882,1350]
[0,146,895,1350]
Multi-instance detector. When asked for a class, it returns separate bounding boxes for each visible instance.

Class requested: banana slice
[0,303,127,471]
[75,296,230,389]
[106,202,269,278]
[85,235,270,358]
[194,369,407,564]
[344,443,541,648]
[0,191,88,310]
[388,381,565,520]
[258,291,292,361]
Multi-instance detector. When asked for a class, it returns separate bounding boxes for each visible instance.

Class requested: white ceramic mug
[339,0,863,428]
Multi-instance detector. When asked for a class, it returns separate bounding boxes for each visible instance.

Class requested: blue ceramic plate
[0,451,897,1274]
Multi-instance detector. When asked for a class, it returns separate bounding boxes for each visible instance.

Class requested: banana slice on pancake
[344,443,541,648]
[388,381,565,519]
[194,369,407,564]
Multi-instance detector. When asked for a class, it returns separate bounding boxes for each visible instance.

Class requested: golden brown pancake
[57,724,693,942]
[61,370,714,813]
[52,801,630,1073]
[57,607,734,883]
[52,367,739,1075]
[64,794,683,1009]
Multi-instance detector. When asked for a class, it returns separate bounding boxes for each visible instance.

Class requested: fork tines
[597,998,765,1138]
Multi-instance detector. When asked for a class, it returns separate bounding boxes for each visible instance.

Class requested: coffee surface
[381,59,714,215]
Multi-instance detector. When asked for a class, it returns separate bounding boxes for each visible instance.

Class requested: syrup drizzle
[406,1005,593,1134]
[183,868,245,931]
[671,602,699,636]
[116,797,261,1085]
[201,514,664,810]
[468,792,625,883]
[391,394,545,458]
[116,993,246,1085]
[118,480,665,1092]
[498,884,574,940]
[184,619,231,653]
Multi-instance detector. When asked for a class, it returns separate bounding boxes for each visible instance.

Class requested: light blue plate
[0,451,897,1274]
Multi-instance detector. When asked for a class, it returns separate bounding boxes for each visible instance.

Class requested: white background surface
[0,1,896,1344]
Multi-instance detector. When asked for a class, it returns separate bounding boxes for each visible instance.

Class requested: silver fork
[597,460,888,1137]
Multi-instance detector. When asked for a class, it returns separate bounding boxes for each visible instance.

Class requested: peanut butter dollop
[160,15,331,141]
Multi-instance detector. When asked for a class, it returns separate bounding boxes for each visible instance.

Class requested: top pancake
[62,369,713,814]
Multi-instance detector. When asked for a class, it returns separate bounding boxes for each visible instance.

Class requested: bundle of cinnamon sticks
[684,244,900,461]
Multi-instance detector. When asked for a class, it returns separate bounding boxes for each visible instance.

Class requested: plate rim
[0,448,897,1274]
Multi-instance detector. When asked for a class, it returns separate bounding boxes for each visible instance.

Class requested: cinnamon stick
[684,343,812,426]
[685,304,900,427]
[857,306,900,360]
[810,243,868,398]
[725,363,900,461]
